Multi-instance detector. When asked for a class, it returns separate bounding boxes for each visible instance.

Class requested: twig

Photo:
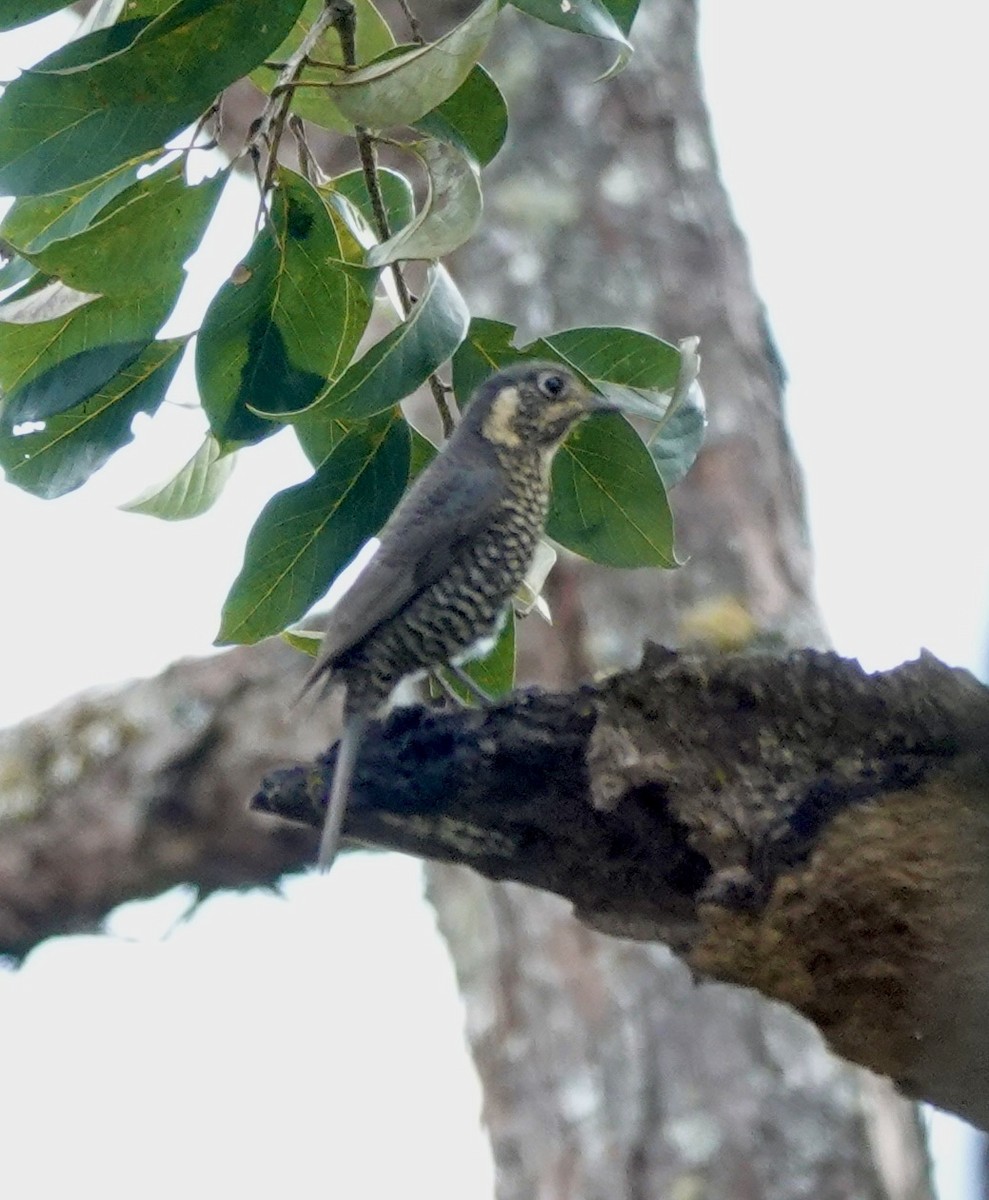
[330,1,456,437]
[248,0,341,219]
[396,0,425,44]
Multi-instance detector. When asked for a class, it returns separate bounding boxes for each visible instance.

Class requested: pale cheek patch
[482,388,523,447]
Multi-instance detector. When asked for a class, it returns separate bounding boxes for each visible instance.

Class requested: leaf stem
[331,0,456,438]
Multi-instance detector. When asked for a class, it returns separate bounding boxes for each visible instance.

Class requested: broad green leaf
[414,65,508,167]
[540,326,680,395]
[26,162,226,296]
[325,168,416,240]
[197,168,374,445]
[120,432,236,519]
[0,286,176,398]
[439,609,516,700]
[0,155,156,255]
[273,265,469,422]
[451,317,525,405]
[547,412,677,567]
[409,425,437,476]
[327,0,501,130]
[3,340,148,422]
[251,0,394,133]
[216,412,410,645]
[510,0,633,77]
[0,2,73,31]
[0,0,304,195]
[366,140,481,267]
[0,336,185,498]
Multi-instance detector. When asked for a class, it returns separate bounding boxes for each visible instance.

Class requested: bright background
[2,3,988,1197]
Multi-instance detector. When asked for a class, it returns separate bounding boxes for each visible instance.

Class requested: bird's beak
[584,386,667,421]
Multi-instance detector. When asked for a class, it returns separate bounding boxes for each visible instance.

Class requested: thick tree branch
[3,640,987,1128]
[255,645,989,1129]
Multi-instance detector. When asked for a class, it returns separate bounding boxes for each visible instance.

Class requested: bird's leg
[447,664,496,707]
[317,710,369,871]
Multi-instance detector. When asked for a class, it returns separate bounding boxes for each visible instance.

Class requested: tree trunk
[423,1,931,1196]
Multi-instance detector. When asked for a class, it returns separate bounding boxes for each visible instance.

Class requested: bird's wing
[302,460,504,690]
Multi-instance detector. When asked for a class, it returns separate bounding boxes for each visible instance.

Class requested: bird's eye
[538,372,566,399]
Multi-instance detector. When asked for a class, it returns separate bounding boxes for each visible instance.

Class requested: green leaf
[251,0,394,133]
[646,335,705,488]
[0,336,186,499]
[0,0,305,195]
[216,412,410,645]
[26,161,227,297]
[327,0,501,130]
[451,317,526,404]
[510,0,633,77]
[324,168,415,239]
[547,412,677,568]
[281,628,323,657]
[414,65,508,167]
[366,140,482,267]
[2,340,148,422]
[197,168,374,445]
[0,155,156,255]
[539,326,681,395]
[276,265,468,422]
[0,2,73,31]
[0,253,37,293]
[120,433,236,519]
[0,285,177,398]
[460,609,516,697]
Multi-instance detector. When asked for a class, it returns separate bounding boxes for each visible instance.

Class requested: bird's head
[473,362,616,455]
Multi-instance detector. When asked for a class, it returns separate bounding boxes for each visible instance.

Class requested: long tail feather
[317,712,368,871]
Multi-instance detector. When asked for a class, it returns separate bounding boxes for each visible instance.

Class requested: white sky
[2,3,988,1198]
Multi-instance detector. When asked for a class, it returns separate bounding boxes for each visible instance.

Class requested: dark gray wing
[302,457,504,691]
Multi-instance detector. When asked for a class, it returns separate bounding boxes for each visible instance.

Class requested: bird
[300,361,659,870]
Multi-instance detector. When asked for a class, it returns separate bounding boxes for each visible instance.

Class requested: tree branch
[3,643,988,1128]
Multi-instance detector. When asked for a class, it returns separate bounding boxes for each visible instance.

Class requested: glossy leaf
[251,0,394,133]
[216,413,410,645]
[0,1,73,31]
[451,317,526,405]
[27,161,227,296]
[0,286,177,399]
[547,412,677,567]
[366,140,482,267]
[0,0,304,194]
[327,0,500,130]
[120,433,236,519]
[3,340,148,423]
[0,155,156,255]
[540,326,680,395]
[281,628,323,657]
[197,169,373,445]
[0,337,186,498]
[510,0,634,76]
[278,265,469,422]
[414,66,508,167]
[325,168,416,241]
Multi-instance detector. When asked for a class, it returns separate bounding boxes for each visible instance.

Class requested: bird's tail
[317,712,369,871]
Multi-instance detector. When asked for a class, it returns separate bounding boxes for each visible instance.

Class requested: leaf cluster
[0,0,704,694]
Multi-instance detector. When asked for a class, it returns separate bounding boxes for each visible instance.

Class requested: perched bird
[301,361,659,869]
